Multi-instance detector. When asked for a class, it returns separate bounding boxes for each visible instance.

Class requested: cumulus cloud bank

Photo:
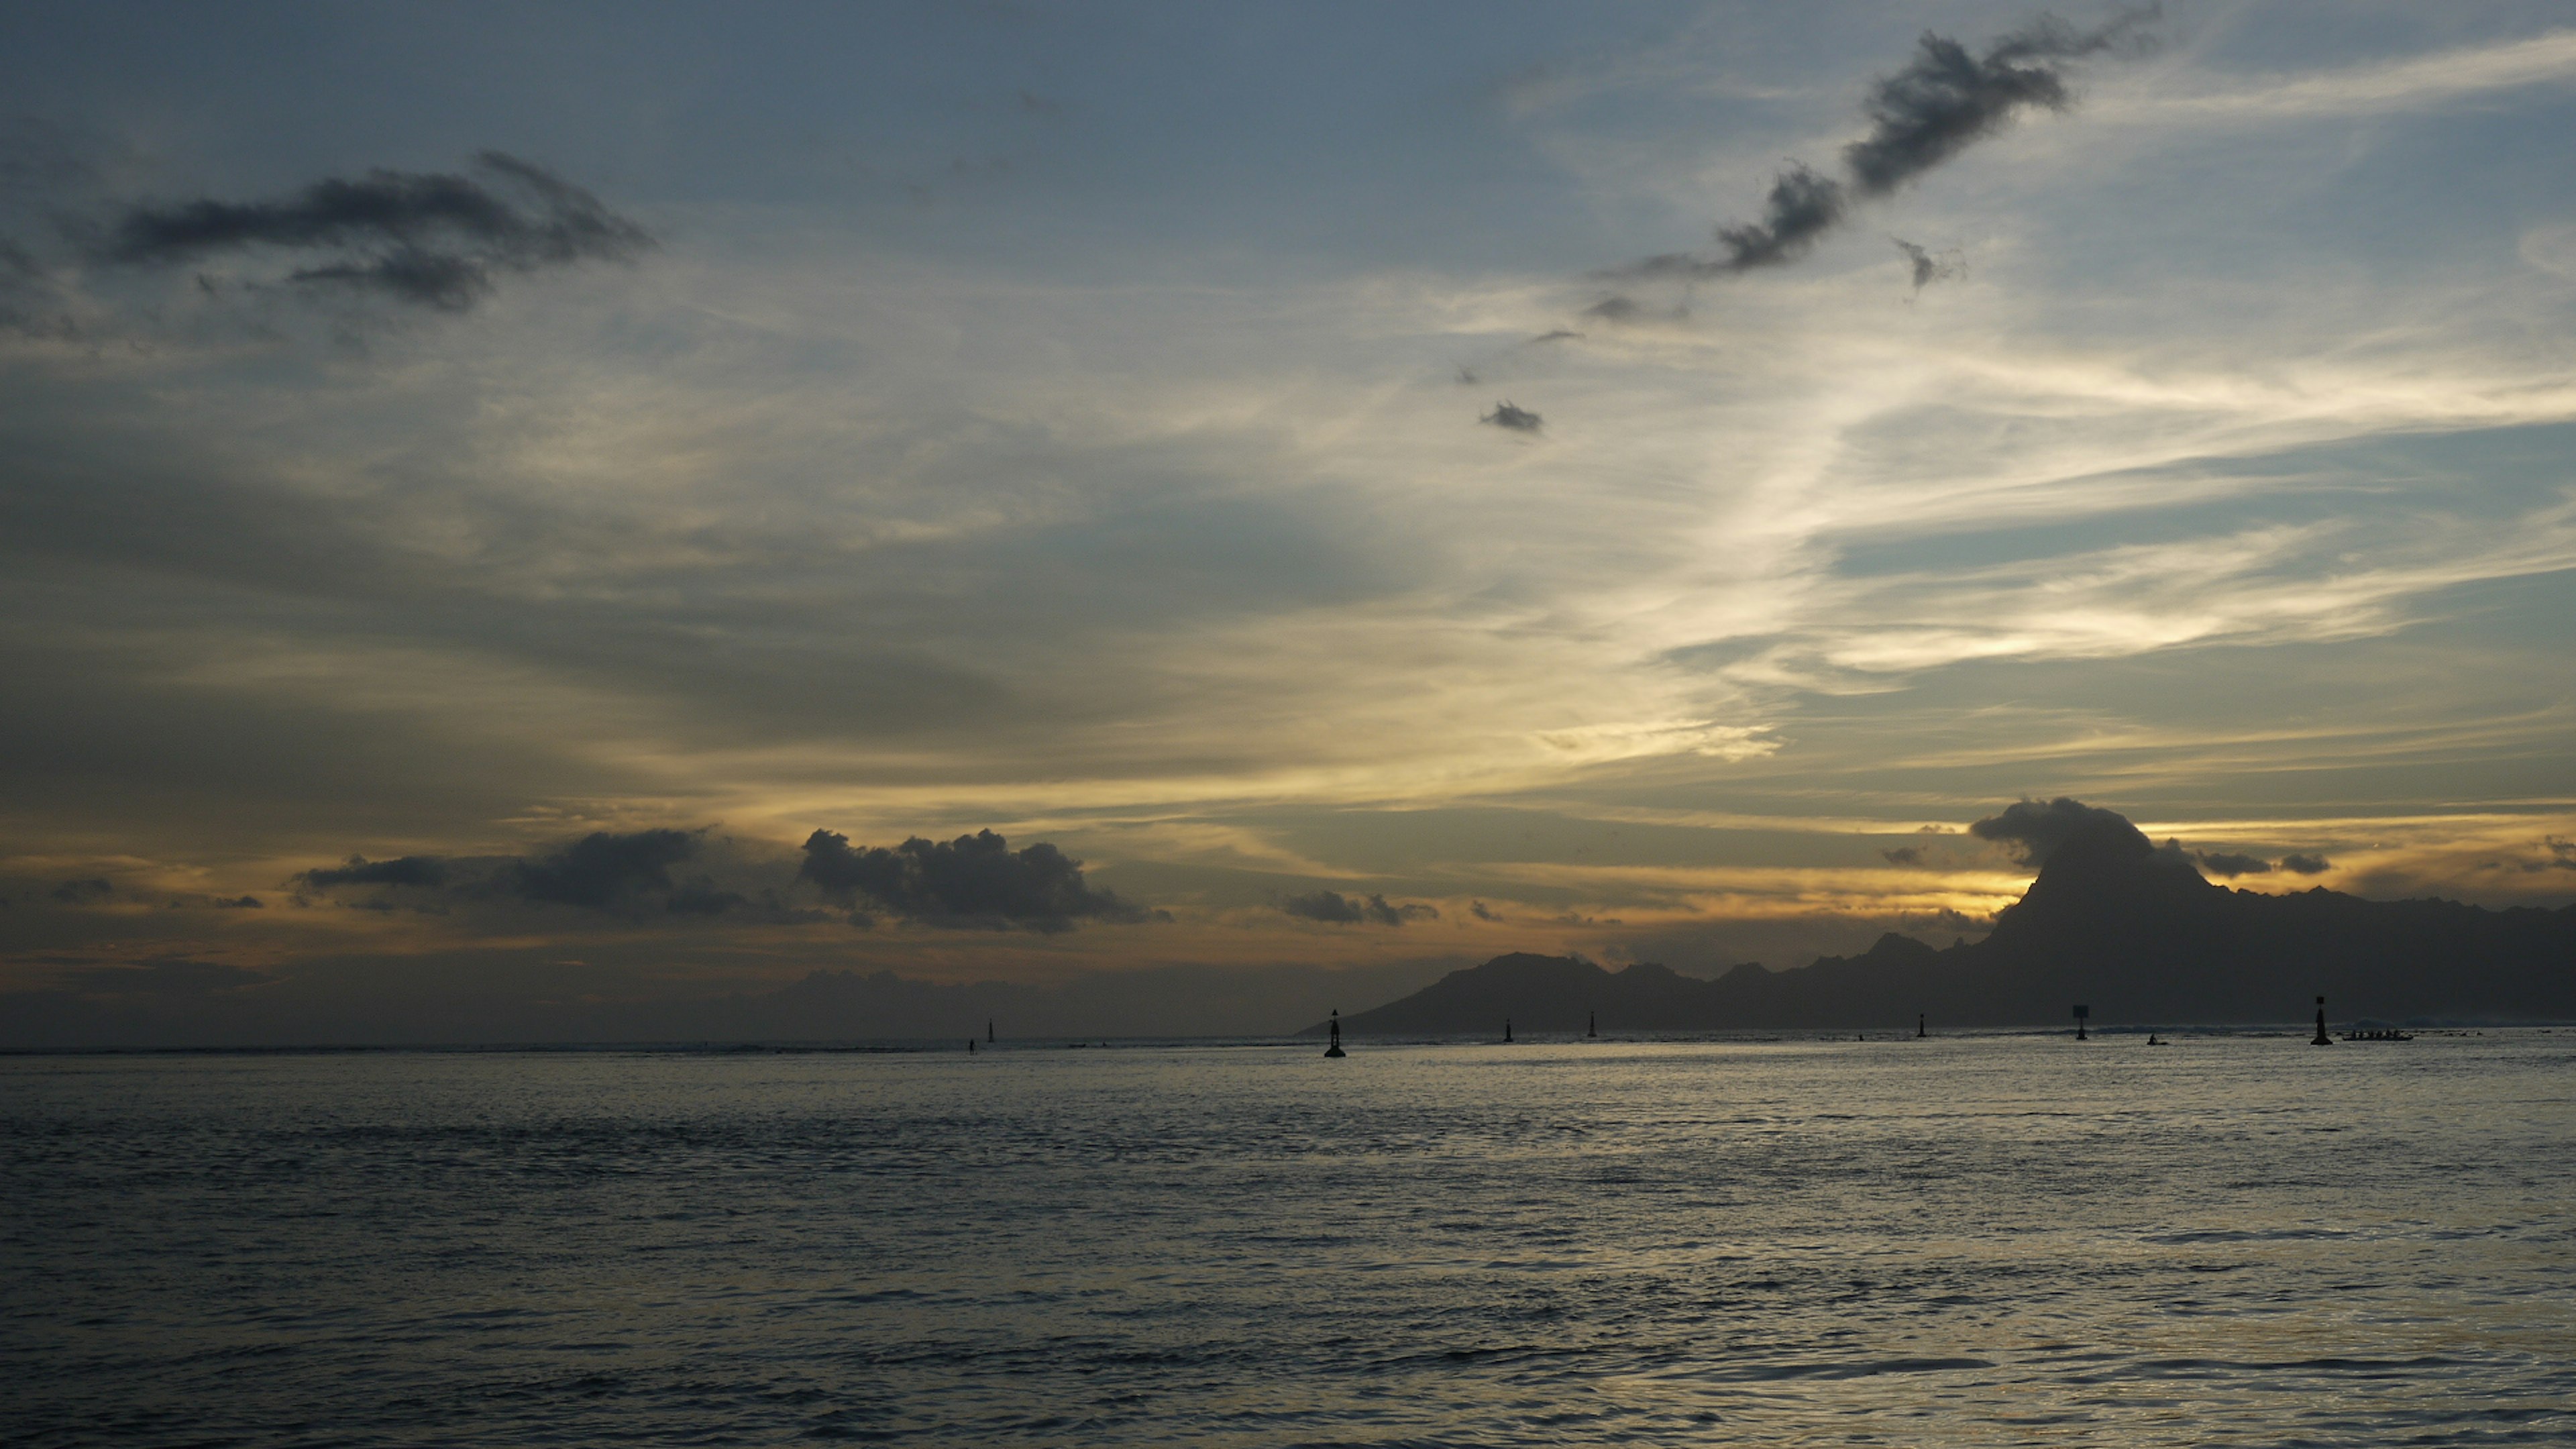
[499,828,741,914]
[798,828,1156,932]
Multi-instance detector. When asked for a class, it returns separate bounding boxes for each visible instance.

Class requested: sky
[4,1,2575,1042]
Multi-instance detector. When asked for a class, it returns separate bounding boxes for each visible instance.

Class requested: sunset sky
[5,1,2573,1040]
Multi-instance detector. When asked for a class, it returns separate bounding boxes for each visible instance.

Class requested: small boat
[2146,1033,2166,1046]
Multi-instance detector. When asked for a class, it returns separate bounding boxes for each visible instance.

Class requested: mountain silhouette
[1313,808,2576,1034]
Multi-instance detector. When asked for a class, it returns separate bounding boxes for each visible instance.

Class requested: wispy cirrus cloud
[2114,28,2576,121]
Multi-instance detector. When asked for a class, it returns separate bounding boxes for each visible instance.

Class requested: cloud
[1880,845,1923,866]
[2192,849,2273,878]
[499,828,712,910]
[1892,237,1965,292]
[1468,899,1501,921]
[166,894,265,910]
[292,830,749,917]
[1280,890,1439,926]
[2518,837,2576,874]
[2279,853,2334,875]
[1481,400,1542,432]
[1904,906,1994,936]
[1582,296,1641,321]
[55,958,272,996]
[1842,12,2153,196]
[0,233,75,339]
[1968,796,2148,866]
[297,855,451,890]
[1693,162,1847,274]
[2130,28,2576,123]
[50,877,114,904]
[92,151,649,311]
[798,828,1155,931]
[1617,8,2153,280]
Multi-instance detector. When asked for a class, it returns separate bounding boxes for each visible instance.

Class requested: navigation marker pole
[2311,996,2334,1046]
[2074,1004,2089,1042]
[1324,1008,1346,1059]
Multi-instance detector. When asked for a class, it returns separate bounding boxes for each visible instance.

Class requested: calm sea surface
[4,1034,2572,1446]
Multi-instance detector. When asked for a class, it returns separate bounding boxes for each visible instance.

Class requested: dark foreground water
[4,1034,2572,1446]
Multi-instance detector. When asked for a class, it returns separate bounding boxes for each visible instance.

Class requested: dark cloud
[798,828,1155,932]
[1968,796,2147,867]
[1528,329,1582,345]
[2193,850,2273,879]
[167,894,264,910]
[1708,162,1847,273]
[0,117,101,202]
[291,830,752,918]
[1880,845,1924,866]
[92,151,650,311]
[1582,296,1641,321]
[2279,853,2334,875]
[1281,890,1365,923]
[2517,838,2576,874]
[1281,890,1438,926]
[1904,906,1994,936]
[500,828,706,909]
[1481,400,1542,432]
[1614,8,2153,281]
[56,958,272,996]
[1892,237,1966,292]
[50,877,113,904]
[1468,899,1501,921]
[297,855,451,890]
[1844,12,2153,196]
[0,233,73,339]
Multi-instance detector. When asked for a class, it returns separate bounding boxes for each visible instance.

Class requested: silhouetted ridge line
[1307,809,2576,1034]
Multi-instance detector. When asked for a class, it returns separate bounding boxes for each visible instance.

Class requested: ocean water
[3,1034,2571,1446]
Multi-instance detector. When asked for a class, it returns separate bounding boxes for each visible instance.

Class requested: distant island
[1309,809,2576,1034]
